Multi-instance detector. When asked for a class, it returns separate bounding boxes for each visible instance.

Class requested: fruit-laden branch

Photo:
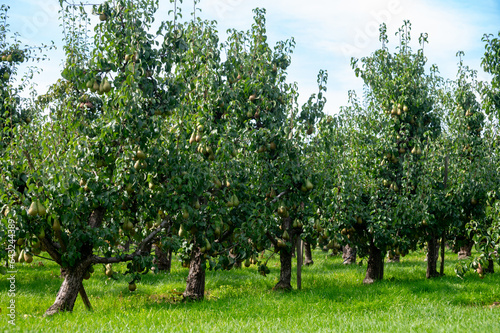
[89,217,172,265]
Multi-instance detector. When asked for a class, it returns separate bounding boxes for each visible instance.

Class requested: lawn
[1,249,499,332]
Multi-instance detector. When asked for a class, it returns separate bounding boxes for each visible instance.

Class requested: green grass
[1,249,499,332]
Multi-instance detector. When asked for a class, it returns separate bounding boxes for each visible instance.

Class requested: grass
[1,249,499,332]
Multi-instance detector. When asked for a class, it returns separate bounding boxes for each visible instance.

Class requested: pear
[18,250,25,263]
[214,226,221,238]
[304,179,313,190]
[248,94,257,102]
[102,79,111,93]
[182,208,189,219]
[178,224,187,237]
[105,264,114,277]
[24,252,33,264]
[193,199,201,210]
[269,142,277,150]
[28,201,38,216]
[232,194,239,207]
[38,228,45,239]
[99,13,107,21]
[53,219,61,232]
[244,259,251,267]
[83,271,91,280]
[205,238,212,251]
[214,178,222,189]
[136,150,146,160]
[189,132,196,145]
[128,282,137,292]
[282,230,290,241]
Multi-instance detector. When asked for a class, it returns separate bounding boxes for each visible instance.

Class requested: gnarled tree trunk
[183,246,206,300]
[363,242,384,284]
[342,244,357,265]
[304,242,314,266]
[45,264,89,316]
[426,236,439,278]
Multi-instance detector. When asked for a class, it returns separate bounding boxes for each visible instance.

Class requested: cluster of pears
[1,50,24,63]
[28,200,47,216]
[134,150,147,170]
[226,194,239,208]
[86,77,112,94]
[300,179,314,192]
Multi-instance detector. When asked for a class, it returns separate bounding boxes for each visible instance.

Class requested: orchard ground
[1,249,499,332]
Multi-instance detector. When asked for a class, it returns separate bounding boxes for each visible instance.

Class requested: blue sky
[5,0,500,114]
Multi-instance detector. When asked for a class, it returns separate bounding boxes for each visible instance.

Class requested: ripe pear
[38,228,45,239]
[102,79,111,93]
[269,142,277,151]
[189,132,196,144]
[52,219,61,232]
[248,94,257,102]
[128,282,137,292]
[178,224,187,237]
[136,150,146,160]
[105,265,114,277]
[99,13,107,21]
[282,230,290,241]
[28,201,38,216]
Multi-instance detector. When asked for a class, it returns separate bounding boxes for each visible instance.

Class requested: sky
[5,0,500,114]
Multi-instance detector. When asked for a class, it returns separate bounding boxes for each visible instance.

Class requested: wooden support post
[296,237,303,290]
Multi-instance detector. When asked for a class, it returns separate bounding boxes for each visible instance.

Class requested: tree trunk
[426,236,439,278]
[183,246,205,301]
[304,242,314,266]
[363,242,384,284]
[342,244,357,265]
[439,232,446,276]
[274,245,293,290]
[154,244,172,272]
[485,259,495,274]
[458,241,473,259]
[274,217,293,291]
[45,265,88,316]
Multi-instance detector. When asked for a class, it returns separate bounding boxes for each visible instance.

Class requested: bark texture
[45,265,88,316]
[304,242,314,266]
[183,246,206,300]
[154,244,172,272]
[426,236,439,278]
[342,244,357,265]
[274,246,293,290]
[274,217,293,291]
[363,242,384,284]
